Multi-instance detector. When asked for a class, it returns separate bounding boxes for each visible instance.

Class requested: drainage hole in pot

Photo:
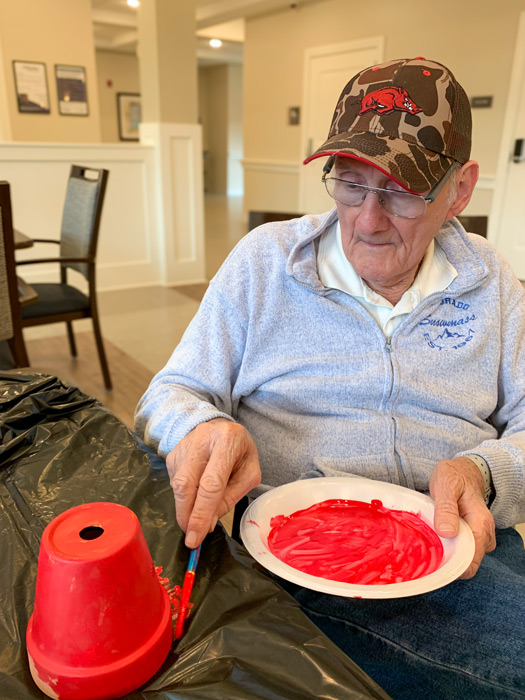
[79,526,104,540]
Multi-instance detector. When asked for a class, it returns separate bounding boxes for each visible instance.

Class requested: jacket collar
[287,209,488,293]
[286,208,338,291]
[435,218,488,291]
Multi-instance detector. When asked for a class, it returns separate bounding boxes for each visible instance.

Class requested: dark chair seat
[21,283,89,319]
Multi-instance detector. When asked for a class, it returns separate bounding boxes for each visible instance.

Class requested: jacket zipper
[383,334,408,488]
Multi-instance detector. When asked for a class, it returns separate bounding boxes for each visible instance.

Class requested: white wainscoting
[242,159,301,218]
[139,122,205,287]
[227,152,244,196]
[243,159,496,221]
[1,133,206,292]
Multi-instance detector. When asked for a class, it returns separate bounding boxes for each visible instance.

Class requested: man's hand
[166,419,261,548]
[429,456,496,579]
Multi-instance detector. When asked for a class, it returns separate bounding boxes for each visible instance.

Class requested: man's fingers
[458,509,496,579]
[184,452,231,546]
[460,515,488,579]
[167,442,209,533]
[460,552,484,580]
[165,420,261,549]
[430,458,472,537]
[185,448,261,547]
[430,458,497,580]
[165,419,234,534]
[431,475,461,537]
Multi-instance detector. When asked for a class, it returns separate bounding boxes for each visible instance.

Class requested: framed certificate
[13,60,50,114]
[55,64,89,116]
[117,92,141,141]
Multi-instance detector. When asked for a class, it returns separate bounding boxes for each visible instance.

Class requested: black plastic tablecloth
[0,371,391,700]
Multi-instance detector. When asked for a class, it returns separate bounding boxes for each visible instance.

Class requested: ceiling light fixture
[209,39,222,48]
[127,0,140,8]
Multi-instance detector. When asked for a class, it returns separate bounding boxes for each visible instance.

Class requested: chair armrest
[16,256,93,266]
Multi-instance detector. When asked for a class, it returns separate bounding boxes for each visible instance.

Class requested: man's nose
[354,191,390,233]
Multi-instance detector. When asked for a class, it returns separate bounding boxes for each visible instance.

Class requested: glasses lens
[324,178,366,206]
[382,190,425,218]
[324,177,426,219]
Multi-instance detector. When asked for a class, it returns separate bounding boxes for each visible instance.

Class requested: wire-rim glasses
[322,161,459,219]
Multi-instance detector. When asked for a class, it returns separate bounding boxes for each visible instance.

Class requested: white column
[137,0,205,286]
[140,122,205,285]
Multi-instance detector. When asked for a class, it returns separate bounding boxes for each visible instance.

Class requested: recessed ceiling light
[127,0,140,7]
[209,39,222,48]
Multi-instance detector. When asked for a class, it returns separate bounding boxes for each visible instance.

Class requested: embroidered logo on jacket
[420,298,476,350]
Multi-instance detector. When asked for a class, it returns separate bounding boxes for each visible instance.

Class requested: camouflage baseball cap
[304,57,472,193]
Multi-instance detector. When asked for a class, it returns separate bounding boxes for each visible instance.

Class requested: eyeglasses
[322,161,459,219]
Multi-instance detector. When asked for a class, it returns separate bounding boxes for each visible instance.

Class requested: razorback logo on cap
[359,86,422,116]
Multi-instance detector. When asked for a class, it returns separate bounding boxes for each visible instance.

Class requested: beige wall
[199,64,243,195]
[243,0,525,213]
[0,0,101,142]
[201,65,228,193]
[228,65,243,154]
[96,51,140,143]
[137,0,198,124]
[198,68,210,153]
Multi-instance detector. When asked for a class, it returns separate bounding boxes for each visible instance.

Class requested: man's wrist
[465,454,495,506]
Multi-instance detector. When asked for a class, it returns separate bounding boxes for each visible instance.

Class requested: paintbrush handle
[175,545,202,639]
[188,545,201,573]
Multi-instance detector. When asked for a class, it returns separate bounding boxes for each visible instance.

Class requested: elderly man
[136,58,525,699]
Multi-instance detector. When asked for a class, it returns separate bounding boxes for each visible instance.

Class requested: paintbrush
[174,543,201,640]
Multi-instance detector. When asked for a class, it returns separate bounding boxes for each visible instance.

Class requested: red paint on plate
[268,499,443,585]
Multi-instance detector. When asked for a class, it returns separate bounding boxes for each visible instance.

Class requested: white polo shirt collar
[317,220,458,336]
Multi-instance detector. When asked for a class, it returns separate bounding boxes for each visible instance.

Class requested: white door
[490,11,525,279]
[299,37,384,215]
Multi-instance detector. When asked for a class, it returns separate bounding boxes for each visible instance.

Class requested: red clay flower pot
[27,502,173,699]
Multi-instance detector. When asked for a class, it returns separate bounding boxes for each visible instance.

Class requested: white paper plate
[240,476,475,599]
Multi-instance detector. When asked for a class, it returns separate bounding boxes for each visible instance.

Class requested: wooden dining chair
[16,165,112,389]
[0,182,30,368]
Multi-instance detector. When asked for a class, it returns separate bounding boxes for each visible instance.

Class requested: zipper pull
[385,336,392,352]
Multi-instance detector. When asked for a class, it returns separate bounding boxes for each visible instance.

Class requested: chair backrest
[247,210,304,233]
[457,215,488,238]
[0,182,23,342]
[60,165,109,280]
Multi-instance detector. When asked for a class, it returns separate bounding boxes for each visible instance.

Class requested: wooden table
[13,229,38,305]
[14,229,33,249]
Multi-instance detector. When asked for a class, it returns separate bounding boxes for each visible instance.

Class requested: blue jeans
[274,528,525,700]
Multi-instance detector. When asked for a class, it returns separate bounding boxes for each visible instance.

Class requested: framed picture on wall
[117,92,141,141]
[55,64,89,116]
[12,60,50,113]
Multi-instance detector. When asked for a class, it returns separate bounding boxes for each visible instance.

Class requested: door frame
[299,36,384,213]
[489,10,525,247]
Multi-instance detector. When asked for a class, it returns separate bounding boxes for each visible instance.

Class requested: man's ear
[445,160,479,219]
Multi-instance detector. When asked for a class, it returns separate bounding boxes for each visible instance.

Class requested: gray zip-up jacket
[135,209,525,528]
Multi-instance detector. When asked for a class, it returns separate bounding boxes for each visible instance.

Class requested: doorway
[299,37,384,214]
[490,10,525,279]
